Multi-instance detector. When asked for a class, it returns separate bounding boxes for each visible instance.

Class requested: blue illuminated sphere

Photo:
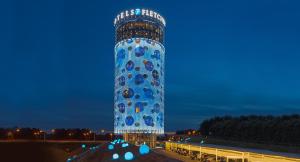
[153,103,160,113]
[118,76,126,86]
[134,74,144,85]
[135,46,145,57]
[143,88,154,99]
[108,144,114,150]
[143,116,154,126]
[152,70,159,79]
[122,88,134,98]
[124,152,134,160]
[139,144,150,155]
[118,103,126,113]
[152,50,161,60]
[117,49,125,60]
[153,79,160,86]
[81,144,86,149]
[113,153,119,160]
[125,116,134,126]
[126,61,135,71]
[145,61,154,71]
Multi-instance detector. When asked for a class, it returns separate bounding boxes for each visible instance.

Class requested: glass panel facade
[114,38,164,134]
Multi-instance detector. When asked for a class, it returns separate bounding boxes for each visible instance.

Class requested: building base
[123,133,157,148]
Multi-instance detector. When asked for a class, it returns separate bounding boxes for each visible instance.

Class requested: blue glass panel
[114,38,164,134]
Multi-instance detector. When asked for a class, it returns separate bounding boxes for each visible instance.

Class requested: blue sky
[1,0,300,131]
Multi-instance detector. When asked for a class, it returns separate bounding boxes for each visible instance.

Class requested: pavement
[75,143,182,162]
[153,148,196,162]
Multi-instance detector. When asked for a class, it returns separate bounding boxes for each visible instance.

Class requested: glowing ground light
[112,153,119,160]
[139,144,150,155]
[124,152,134,160]
[122,143,129,148]
[81,144,86,149]
[117,139,121,143]
[108,144,114,150]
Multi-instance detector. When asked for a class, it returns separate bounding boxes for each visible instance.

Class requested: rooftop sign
[114,9,166,26]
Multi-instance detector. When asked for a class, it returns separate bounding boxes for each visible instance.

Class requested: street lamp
[83,133,87,140]
[90,130,97,141]
[7,131,13,140]
[33,132,40,140]
[110,133,113,140]
[39,130,46,142]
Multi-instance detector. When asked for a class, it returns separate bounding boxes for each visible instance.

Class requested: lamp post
[83,133,87,140]
[7,131,13,140]
[93,130,97,142]
[39,130,46,142]
[15,129,20,140]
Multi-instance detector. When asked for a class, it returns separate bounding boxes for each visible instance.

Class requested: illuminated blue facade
[114,9,165,134]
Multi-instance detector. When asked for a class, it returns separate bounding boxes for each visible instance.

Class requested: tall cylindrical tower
[114,9,165,145]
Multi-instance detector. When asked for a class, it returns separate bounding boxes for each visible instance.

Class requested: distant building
[113,9,166,147]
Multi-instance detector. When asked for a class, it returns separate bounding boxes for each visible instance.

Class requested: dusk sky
[1,0,300,131]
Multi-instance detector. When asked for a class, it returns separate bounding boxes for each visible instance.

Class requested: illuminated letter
[153,12,157,18]
[157,14,161,20]
[131,9,134,16]
[150,10,153,17]
[142,9,146,15]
